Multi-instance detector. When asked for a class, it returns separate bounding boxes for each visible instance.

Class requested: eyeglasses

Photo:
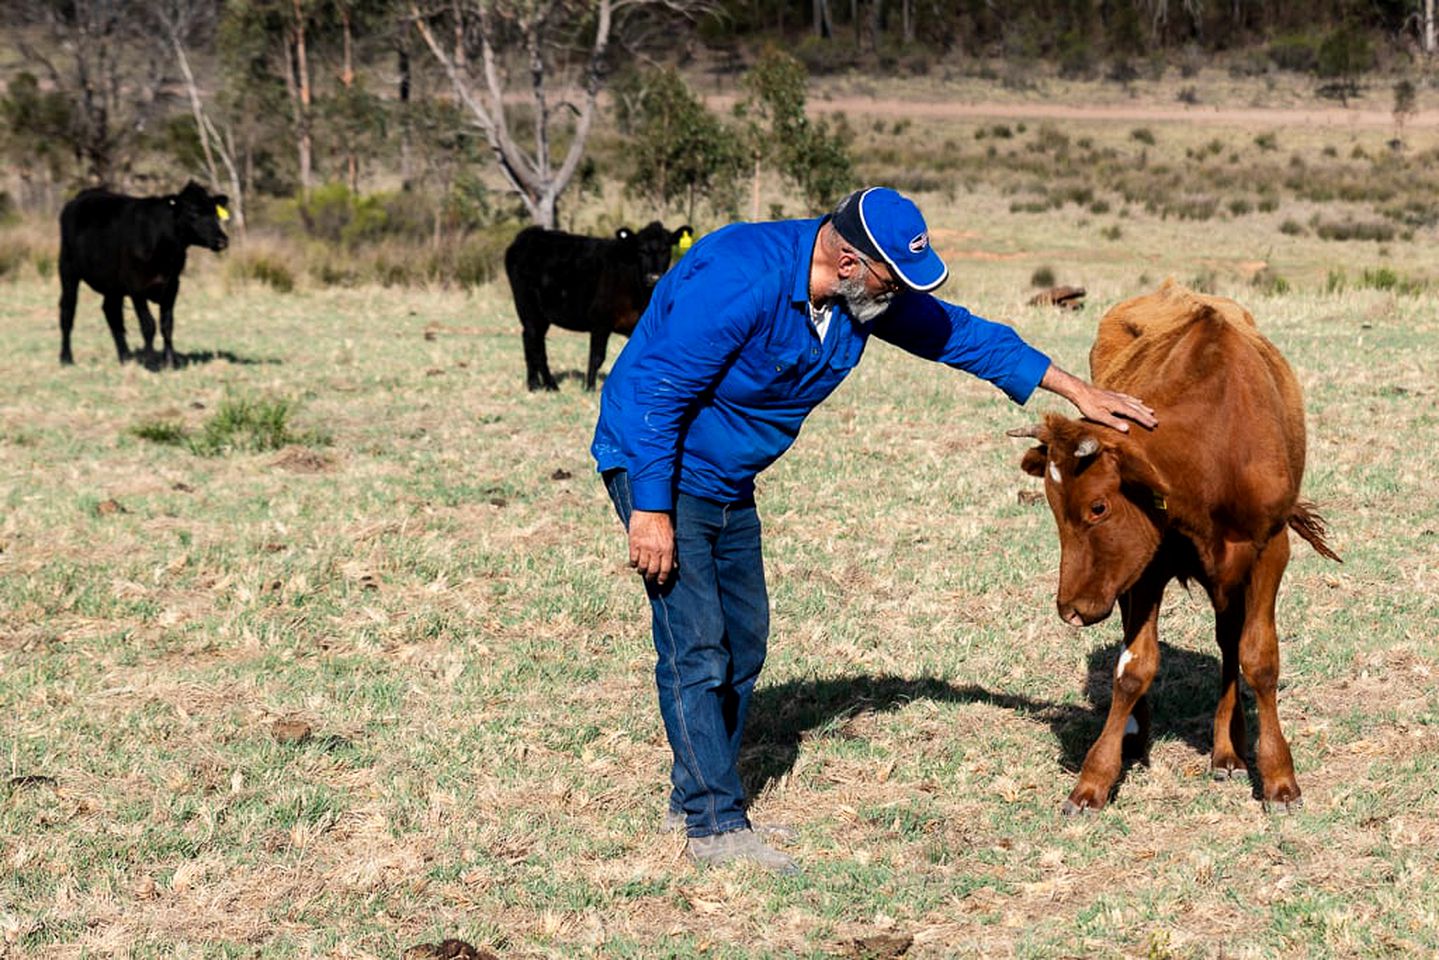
[856,254,903,296]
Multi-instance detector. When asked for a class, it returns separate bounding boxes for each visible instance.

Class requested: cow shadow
[741,642,1225,805]
[134,348,281,370]
[552,369,605,388]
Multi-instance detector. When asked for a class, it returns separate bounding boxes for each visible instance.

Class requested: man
[591,187,1156,873]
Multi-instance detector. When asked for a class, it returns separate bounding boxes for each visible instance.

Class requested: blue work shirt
[591,217,1052,511]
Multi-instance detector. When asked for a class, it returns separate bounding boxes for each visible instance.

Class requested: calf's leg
[1065,573,1165,815]
[158,281,180,369]
[585,328,611,392]
[133,296,158,359]
[59,263,79,365]
[524,321,558,391]
[1211,603,1249,780]
[1240,534,1302,812]
[102,294,131,363]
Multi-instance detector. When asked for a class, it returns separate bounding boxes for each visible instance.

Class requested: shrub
[1251,267,1291,295]
[1314,219,1396,242]
[1269,34,1320,73]
[1326,269,1346,293]
[1255,132,1279,152]
[0,238,24,280]
[1130,128,1156,146]
[189,395,327,457]
[1177,86,1200,105]
[1101,224,1123,241]
[229,250,296,292]
[130,420,187,446]
[1279,219,1306,236]
[1228,198,1253,216]
[1031,266,1056,288]
[130,395,327,457]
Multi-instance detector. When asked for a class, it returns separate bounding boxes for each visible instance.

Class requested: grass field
[4,96,1439,957]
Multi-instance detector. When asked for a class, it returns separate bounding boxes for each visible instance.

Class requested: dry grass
[3,81,1439,959]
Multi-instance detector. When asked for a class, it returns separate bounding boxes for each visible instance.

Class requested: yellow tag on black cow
[678,229,693,254]
[216,204,231,222]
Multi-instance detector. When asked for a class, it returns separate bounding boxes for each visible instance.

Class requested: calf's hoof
[1262,795,1304,815]
[1210,759,1250,781]
[1060,790,1108,817]
[60,354,74,366]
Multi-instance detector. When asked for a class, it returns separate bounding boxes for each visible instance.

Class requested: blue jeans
[603,469,769,838]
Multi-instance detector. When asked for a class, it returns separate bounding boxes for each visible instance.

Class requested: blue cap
[830,187,948,293]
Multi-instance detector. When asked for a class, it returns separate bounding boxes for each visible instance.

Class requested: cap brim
[883,248,948,294]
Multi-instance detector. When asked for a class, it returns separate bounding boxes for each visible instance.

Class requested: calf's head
[1011,415,1169,627]
[172,181,230,252]
[620,221,692,287]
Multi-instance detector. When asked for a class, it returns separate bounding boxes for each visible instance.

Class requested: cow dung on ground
[402,939,496,960]
[269,446,335,473]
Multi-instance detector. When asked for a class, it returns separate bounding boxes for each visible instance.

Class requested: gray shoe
[663,809,798,841]
[685,828,798,874]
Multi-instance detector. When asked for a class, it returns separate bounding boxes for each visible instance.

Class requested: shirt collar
[790,217,826,307]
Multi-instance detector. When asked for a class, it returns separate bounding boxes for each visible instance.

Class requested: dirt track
[706,92,1437,130]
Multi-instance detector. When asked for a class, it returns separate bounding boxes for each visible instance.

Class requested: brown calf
[1012,280,1339,815]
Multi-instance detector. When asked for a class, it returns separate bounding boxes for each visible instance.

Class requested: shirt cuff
[629,478,674,512]
[1002,348,1052,405]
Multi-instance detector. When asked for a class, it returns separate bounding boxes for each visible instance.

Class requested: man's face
[837,254,899,322]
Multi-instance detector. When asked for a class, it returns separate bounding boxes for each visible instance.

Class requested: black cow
[505,220,690,391]
[59,180,230,368]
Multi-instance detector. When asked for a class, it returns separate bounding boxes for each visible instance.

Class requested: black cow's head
[1012,414,1169,627]
[618,221,692,288]
[172,181,230,252]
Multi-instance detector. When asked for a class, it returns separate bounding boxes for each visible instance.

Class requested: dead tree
[411,0,715,229]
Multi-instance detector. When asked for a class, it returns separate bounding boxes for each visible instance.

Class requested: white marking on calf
[1048,461,1062,484]
[1116,649,1133,678]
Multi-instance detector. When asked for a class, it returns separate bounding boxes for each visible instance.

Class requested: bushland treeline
[1,0,1435,290]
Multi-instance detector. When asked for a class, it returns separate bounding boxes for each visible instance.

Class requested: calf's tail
[1289,501,1342,562]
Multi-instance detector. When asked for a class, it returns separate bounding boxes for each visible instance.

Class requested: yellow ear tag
[216,204,231,222]
[677,230,693,253]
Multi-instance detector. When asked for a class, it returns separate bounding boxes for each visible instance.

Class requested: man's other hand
[629,510,676,585]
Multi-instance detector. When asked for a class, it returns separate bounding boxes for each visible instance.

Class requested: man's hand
[629,509,676,585]
[1040,365,1157,433]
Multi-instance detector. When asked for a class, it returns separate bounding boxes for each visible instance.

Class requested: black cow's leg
[158,281,180,369]
[523,319,558,391]
[585,329,610,391]
[133,296,158,360]
[102,294,131,363]
[58,261,79,365]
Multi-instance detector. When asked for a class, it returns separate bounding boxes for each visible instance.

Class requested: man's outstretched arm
[1039,364,1158,433]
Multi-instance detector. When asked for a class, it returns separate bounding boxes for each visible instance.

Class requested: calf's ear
[1117,444,1168,501]
[1020,445,1048,478]
[213,194,230,208]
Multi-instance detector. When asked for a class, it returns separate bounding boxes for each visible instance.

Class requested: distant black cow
[59,181,230,368]
[505,220,690,391]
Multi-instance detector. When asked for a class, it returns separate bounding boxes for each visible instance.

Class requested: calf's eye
[1090,500,1108,518]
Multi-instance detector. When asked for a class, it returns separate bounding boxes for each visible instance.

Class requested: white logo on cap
[909,232,929,253]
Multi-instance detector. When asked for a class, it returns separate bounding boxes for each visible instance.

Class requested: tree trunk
[341,6,358,193]
[398,31,413,187]
[902,0,912,44]
[291,0,313,196]
[751,152,761,220]
[1427,0,1436,55]
[168,26,221,193]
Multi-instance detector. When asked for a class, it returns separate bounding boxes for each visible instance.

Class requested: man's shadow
[742,642,1228,805]
[134,349,280,370]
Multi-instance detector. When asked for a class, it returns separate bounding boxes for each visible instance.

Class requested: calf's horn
[1006,425,1045,440]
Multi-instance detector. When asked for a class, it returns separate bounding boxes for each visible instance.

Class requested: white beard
[836,273,895,323]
